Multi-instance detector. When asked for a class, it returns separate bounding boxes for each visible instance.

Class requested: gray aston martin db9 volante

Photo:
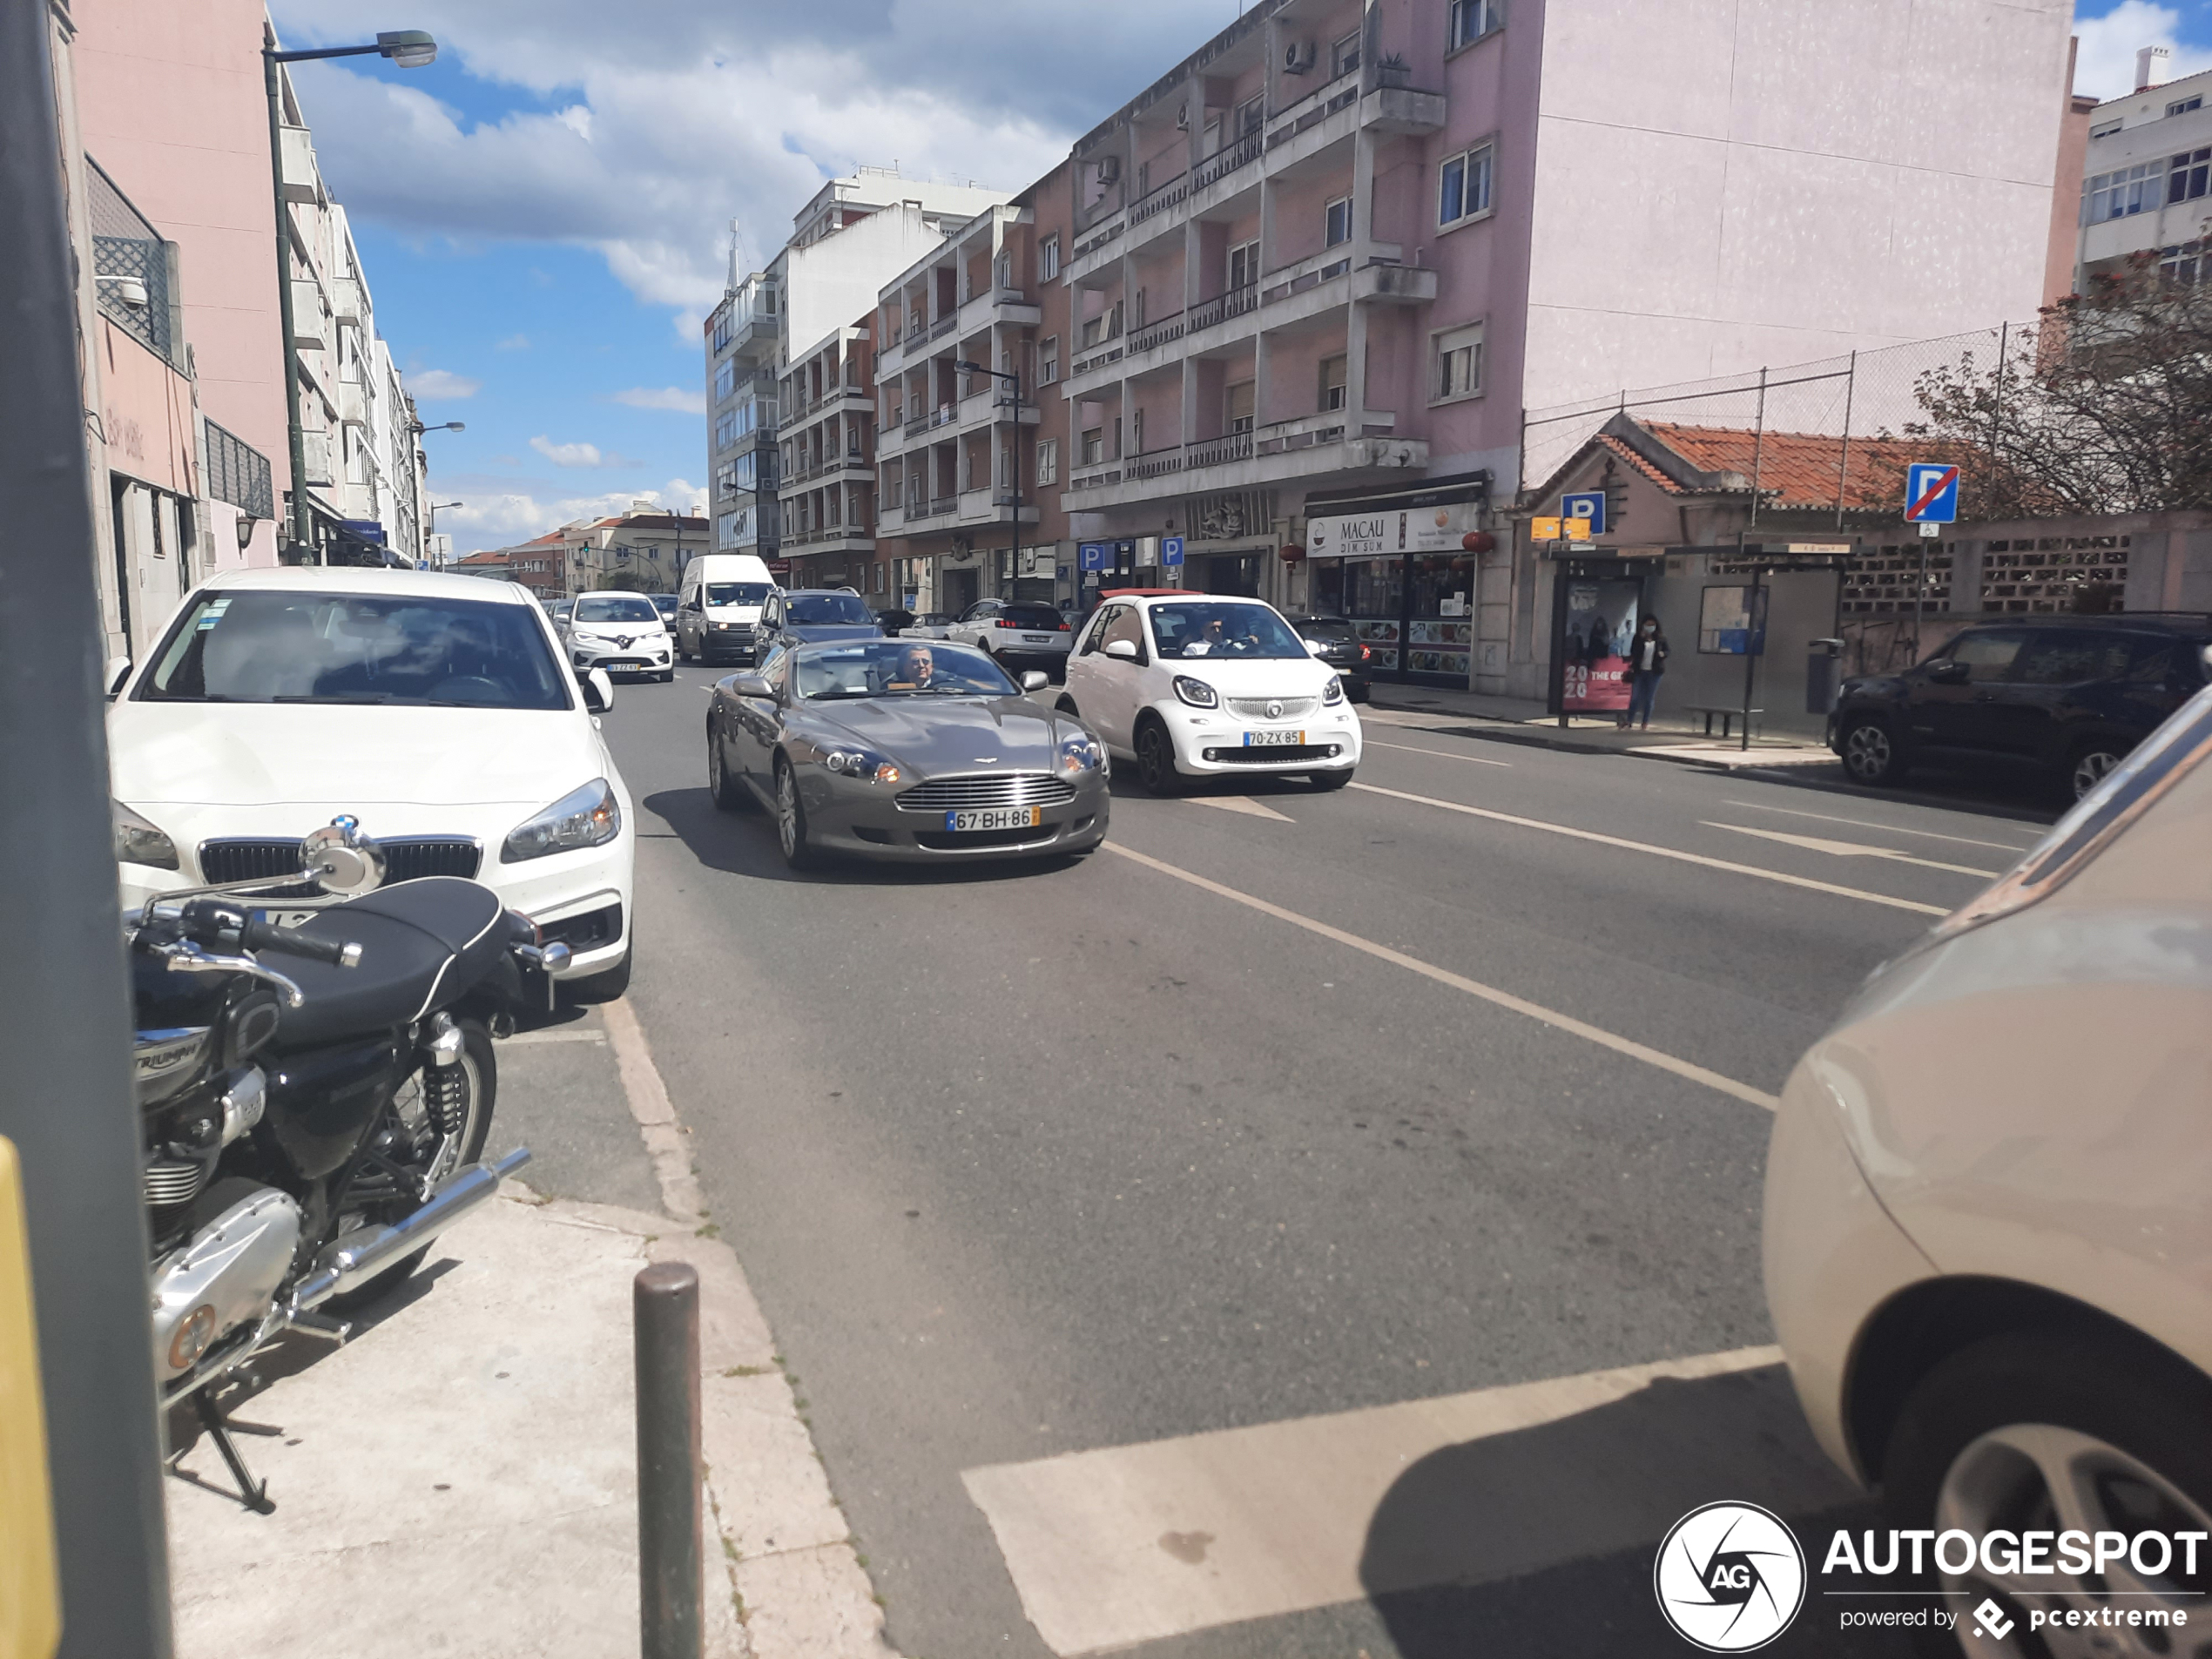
[705,638,1110,868]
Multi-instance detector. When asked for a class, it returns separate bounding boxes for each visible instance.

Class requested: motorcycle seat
[269,878,509,1050]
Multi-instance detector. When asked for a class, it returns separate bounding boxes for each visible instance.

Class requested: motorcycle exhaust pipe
[292,1146,532,1312]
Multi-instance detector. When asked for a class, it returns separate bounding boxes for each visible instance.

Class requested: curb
[595,1007,902,1659]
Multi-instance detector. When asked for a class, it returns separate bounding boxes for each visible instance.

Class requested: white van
[677,553,777,665]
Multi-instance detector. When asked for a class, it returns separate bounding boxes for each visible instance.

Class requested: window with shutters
[1432,323,1484,403]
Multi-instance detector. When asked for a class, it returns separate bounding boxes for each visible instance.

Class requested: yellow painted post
[0,1136,61,1659]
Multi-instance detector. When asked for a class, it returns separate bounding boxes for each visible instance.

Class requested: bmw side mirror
[104,655,132,697]
[583,668,616,712]
[1020,670,1049,691]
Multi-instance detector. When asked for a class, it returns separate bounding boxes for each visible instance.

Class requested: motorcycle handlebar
[240,915,361,968]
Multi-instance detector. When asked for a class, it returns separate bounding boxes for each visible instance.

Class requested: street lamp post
[264,30,436,564]
[426,500,462,570]
[956,360,1023,598]
[409,421,462,567]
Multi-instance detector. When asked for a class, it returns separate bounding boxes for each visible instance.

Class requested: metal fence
[1518,322,2030,510]
[85,156,179,366]
[203,420,274,521]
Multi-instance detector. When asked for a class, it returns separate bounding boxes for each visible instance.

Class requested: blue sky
[274,0,2212,556]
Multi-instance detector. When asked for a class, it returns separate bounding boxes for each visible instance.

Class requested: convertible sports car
[705,639,1110,867]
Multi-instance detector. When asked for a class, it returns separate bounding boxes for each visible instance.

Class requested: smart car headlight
[112,801,179,870]
[1172,676,1219,708]
[824,748,901,784]
[1058,734,1105,773]
[1321,675,1345,705]
[502,779,622,862]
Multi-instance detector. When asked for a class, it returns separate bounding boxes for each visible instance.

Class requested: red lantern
[1279,543,1306,563]
[1461,530,1495,554]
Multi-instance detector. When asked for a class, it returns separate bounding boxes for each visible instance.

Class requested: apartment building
[73,3,431,570]
[704,170,1012,577]
[556,504,709,597]
[1048,0,2071,686]
[2071,53,2212,291]
[777,322,878,591]
[872,181,1072,615]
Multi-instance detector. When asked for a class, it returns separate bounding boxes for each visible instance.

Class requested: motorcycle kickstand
[189,1392,276,1514]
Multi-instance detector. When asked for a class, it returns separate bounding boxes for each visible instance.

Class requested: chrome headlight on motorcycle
[113,800,179,869]
[501,779,622,862]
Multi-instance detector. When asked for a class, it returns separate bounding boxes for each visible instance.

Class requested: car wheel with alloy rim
[2069,742,2126,801]
[1881,1329,2212,1659]
[1135,718,1189,796]
[707,718,751,812]
[1842,718,1905,786]
[775,756,820,870]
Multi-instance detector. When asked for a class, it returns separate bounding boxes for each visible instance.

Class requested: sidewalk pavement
[1365,685,1840,770]
[167,1006,898,1659]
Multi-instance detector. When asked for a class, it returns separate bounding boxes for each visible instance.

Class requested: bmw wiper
[271,693,395,703]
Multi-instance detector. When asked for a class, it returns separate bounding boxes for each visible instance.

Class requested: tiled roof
[1640,422,1941,511]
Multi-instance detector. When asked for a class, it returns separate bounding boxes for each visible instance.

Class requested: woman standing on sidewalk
[1620,615,1669,730]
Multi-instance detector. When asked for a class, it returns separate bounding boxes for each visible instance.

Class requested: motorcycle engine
[150,1179,301,1386]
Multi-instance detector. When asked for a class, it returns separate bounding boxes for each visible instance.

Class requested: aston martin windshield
[791,640,1018,699]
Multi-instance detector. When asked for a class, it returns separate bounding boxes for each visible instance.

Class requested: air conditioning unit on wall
[1098,157,1121,185]
[1285,40,1318,73]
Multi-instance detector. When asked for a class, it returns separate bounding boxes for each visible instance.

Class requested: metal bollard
[636,1262,703,1659]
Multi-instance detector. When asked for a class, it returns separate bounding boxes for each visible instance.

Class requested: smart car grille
[198,837,482,886]
[894,772,1076,812]
[1228,696,1319,719]
[1207,745,1339,765]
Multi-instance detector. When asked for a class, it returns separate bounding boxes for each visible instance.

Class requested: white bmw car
[1058,590,1362,793]
[107,568,637,995]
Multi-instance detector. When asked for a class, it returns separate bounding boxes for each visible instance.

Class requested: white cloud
[530,435,610,467]
[2073,1,2212,99]
[267,0,1224,322]
[437,476,706,553]
[494,334,530,351]
[410,368,482,400]
[612,386,706,414]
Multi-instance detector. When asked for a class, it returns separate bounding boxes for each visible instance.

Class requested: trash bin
[1806,638,1843,715]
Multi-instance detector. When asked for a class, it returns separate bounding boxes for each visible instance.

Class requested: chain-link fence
[85,157,179,366]
[1518,322,2032,509]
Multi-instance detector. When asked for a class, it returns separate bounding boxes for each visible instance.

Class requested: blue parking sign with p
[1161,536,1184,568]
[1561,492,1606,535]
[1904,463,1960,524]
[1079,542,1110,572]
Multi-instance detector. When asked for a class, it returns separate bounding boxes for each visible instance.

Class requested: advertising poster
[1560,578,1641,712]
[1699,584,1770,654]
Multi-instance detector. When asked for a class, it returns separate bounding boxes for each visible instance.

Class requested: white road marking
[1704,821,2000,878]
[1364,738,1514,767]
[1186,795,1296,821]
[500,1028,610,1046]
[1102,843,1778,1109]
[1722,798,2036,852]
[964,1345,1810,1656]
[1347,781,1950,917]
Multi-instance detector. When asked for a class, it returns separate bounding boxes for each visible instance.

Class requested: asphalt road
[545,667,2053,1659]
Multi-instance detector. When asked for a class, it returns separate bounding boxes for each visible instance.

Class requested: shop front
[1302,482,1489,686]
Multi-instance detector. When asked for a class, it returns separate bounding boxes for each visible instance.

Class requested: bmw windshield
[792,641,1018,699]
[137,590,572,709]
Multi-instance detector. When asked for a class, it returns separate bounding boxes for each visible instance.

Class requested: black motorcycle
[129,818,556,1511]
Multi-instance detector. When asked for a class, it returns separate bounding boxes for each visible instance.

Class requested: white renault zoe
[1058,590,1362,793]
[107,568,637,996]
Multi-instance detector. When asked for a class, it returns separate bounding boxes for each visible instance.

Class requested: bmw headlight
[823,748,901,784]
[1322,675,1345,705]
[1172,676,1219,708]
[112,801,179,869]
[501,778,622,862]
[1058,733,1105,773]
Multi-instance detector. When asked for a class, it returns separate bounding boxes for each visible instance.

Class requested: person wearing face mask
[1620,614,1669,730]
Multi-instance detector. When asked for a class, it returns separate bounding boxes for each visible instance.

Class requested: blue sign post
[1161,536,1184,570]
[1903,463,1960,524]
[1078,542,1111,572]
[1561,492,1607,536]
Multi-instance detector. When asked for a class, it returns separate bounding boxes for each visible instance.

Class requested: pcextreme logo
[1654,1501,1807,1652]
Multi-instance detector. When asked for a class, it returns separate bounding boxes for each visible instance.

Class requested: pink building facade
[1055,0,2073,690]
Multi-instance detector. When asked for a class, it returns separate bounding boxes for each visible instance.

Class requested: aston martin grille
[1228,696,1318,719]
[894,772,1076,813]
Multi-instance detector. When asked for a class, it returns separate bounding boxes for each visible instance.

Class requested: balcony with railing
[1058,421,1426,510]
[957,283,1042,333]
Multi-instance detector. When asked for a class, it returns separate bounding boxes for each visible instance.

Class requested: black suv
[1287,616,1372,702]
[1831,615,2211,799]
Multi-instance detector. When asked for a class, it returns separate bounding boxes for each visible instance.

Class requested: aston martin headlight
[501,779,622,862]
[823,749,901,784]
[1172,676,1219,708]
[1322,675,1345,705]
[112,801,179,869]
[1058,734,1105,773]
